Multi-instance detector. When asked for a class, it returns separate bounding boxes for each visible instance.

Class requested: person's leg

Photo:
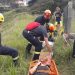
[57,21,61,35]
[72,40,75,58]
[32,40,42,60]
[26,43,32,54]
[55,21,57,26]
[54,30,58,37]
[60,21,63,27]
[26,36,42,60]
[54,21,58,37]
[0,46,19,66]
[23,30,42,60]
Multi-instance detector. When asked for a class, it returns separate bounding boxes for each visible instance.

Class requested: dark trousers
[0,46,19,66]
[23,30,42,60]
[26,36,44,53]
[26,43,32,53]
[0,46,18,59]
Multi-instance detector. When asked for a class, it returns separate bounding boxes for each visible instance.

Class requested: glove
[42,41,54,48]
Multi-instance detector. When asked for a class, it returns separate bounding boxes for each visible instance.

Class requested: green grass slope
[0,10,35,75]
[0,10,75,75]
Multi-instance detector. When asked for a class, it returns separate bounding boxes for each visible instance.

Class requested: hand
[37,61,41,66]
[42,41,46,48]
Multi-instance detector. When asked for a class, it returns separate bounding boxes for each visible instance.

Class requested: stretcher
[28,59,59,75]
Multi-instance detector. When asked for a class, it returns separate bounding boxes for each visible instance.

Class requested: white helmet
[44,9,51,14]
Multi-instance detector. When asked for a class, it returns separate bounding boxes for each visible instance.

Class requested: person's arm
[46,19,50,25]
[52,12,56,21]
[29,61,41,75]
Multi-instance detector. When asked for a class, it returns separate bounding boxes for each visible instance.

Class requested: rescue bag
[26,22,40,31]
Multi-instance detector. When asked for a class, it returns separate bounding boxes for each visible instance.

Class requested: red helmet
[49,23,55,31]
[44,9,51,19]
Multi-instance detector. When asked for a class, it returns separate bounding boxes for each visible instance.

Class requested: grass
[0,10,75,75]
[53,36,75,75]
[1,10,35,75]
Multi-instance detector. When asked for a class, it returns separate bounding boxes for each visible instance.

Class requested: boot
[26,43,32,54]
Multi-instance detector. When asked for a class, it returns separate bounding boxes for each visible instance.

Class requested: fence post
[63,1,72,33]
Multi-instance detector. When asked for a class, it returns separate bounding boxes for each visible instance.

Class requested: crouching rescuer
[0,13,19,66]
[22,22,52,60]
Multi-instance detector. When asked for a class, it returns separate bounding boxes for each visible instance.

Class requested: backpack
[26,22,40,31]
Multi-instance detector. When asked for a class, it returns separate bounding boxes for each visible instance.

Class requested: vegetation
[1,10,35,75]
[0,10,75,75]
[28,0,69,14]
